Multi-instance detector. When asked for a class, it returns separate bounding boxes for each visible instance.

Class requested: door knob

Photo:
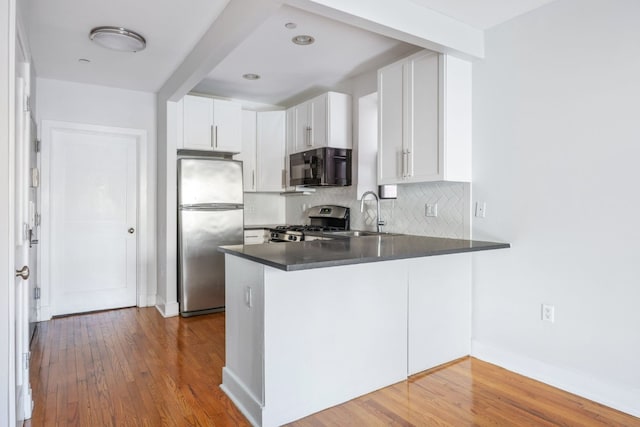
[15,266,30,280]
[128,228,135,234]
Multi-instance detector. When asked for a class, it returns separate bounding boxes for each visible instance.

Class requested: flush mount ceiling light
[291,35,315,46]
[242,73,261,80]
[89,26,146,52]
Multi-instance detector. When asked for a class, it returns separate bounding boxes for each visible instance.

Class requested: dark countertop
[219,235,510,271]
[244,224,282,230]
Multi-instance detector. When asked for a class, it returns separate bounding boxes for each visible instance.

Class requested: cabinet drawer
[244,229,269,245]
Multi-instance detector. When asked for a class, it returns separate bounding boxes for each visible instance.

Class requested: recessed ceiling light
[291,35,315,46]
[89,26,146,52]
[242,73,261,80]
[284,22,297,30]
[78,58,91,63]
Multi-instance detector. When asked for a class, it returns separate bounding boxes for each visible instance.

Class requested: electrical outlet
[475,201,487,218]
[541,304,555,323]
[425,203,438,217]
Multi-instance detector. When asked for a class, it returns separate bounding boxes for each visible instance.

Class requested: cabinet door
[309,93,327,149]
[235,110,257,192]
[407,254,471,375]
[256,111,285,192]
[183,95,213,150]
[378,61,405,184]
[284,107,296,189]
[294,101,310,152]
[407,52,440,182]
[213,99,242,153]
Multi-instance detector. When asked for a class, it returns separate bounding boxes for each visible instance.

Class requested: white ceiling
[24,0,558,100]
[25,0,230,92]
[407,0,558,30]
[192,5,420,106]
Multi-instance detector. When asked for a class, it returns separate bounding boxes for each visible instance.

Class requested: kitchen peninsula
[219,235,509,427]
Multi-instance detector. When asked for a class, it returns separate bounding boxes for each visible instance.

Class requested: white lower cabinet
[244,229,269,245]
[236,110,286,192]
[407,253,471,375]
[223,254,472,426]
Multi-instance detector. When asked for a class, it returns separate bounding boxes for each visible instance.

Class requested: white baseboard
[221,367,262,427]
[155,299,179,318]
[471,340,640,418]
[137,293,157,307]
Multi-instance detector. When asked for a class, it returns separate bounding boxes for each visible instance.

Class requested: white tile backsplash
[285,182,470,238]
[244,193,286,226]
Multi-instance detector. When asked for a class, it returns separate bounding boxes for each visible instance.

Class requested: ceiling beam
[158,0,283,102]
[284,0,484,60]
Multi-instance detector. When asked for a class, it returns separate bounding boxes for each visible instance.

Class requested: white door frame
[40,121,150,320]
[2,0,18,424]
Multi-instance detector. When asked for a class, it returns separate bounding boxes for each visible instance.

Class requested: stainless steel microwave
[290,147,352,187]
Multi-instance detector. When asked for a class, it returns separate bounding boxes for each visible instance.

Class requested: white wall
[36,78,158,307]
[471,0,640,416]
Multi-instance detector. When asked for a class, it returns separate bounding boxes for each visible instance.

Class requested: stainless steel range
[269,205,350,242]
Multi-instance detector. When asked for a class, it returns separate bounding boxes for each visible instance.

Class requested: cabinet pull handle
[307,126,312,146]
[406,148,412,177]
[210,125,214,148]
[402,149,407,178]
[214,125,218,148]
[252,170,255,189]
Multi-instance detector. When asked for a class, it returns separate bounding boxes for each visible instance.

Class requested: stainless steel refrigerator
[178,157,244,316]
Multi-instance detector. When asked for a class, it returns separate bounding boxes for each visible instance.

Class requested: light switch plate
[425,203,438,217]
[475,201,487,218]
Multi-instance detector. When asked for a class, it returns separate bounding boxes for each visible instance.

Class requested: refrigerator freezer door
[178,158,244,206]
[178,208,244,314]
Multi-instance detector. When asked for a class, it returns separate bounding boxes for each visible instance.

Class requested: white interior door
[50,127,137,316]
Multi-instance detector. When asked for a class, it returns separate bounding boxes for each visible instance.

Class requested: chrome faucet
[360,191,385,232]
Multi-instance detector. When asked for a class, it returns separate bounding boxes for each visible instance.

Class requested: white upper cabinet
[180,94,242,153]
[237,110,257,192]
[288,91,352,154]
[378,51,471,184]
[236,110,286,192]
[256,111,286,192]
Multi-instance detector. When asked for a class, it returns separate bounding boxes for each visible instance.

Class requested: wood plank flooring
[27,307,639,426]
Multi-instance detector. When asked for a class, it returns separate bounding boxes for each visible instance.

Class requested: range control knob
[288,235,294,241]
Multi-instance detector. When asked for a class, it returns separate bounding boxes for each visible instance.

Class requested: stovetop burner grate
[273,225,343,233]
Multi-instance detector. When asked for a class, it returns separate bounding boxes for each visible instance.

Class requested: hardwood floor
[27,307,639,426]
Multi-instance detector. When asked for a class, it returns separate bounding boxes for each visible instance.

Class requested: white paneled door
[49,126,137,316]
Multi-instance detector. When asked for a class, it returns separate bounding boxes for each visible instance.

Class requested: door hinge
[23,352,30,370]
[35,213,41,227]
[24,95,30,113]
[34,287,40,300]
[35,138,41,153]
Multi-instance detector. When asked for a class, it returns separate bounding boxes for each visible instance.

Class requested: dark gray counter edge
[219,239,510,272]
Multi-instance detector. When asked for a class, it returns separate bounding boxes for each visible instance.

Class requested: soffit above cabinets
[192,5,421,107]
